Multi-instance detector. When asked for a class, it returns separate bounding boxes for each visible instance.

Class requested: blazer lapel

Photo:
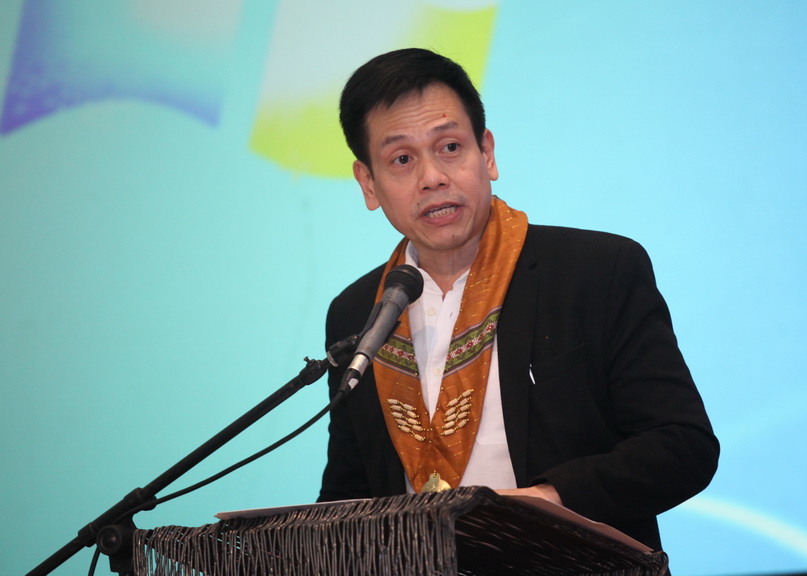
[497,229,538,487]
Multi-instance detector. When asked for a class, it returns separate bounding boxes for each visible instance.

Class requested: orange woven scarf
[373,197,528,492]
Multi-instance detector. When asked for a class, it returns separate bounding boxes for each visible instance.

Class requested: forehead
[364,83,471,146]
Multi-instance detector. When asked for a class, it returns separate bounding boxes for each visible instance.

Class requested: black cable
[87,390,348,575]
[87,547,101,576]
[132,391,346,513]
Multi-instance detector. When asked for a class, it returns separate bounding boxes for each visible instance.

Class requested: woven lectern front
[132,486,668,576]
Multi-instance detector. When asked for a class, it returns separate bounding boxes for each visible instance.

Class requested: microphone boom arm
[26,334,359,576]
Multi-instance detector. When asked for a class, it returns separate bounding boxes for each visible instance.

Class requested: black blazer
[319,225,719,550]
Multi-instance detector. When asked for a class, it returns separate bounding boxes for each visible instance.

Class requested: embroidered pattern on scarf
[372,197,528,492]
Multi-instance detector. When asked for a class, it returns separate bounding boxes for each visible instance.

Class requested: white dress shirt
[404,242,517,491]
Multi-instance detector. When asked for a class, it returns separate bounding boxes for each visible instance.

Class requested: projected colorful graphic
[249,0,499,177]
[1,1,806,575]
[0,0,241,134]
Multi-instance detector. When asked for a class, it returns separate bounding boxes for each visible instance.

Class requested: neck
[416,241,480,295]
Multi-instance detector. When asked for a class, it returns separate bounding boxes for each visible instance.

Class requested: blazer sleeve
[533,237,719,526]
[317,264,405,502]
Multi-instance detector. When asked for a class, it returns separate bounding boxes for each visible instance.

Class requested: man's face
[353,83,498,271]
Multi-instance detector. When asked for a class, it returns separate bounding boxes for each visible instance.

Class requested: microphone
[339,264,424,392]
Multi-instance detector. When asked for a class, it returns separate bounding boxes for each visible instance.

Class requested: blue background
[1,1,806,575]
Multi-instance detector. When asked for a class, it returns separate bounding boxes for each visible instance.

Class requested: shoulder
[325,264,386,343]
[526,224,638,252]
[331,263,385,307]
[522,224,651,271]
[514,225,658,296]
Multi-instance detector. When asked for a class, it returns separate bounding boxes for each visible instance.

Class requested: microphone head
[384,264,424,303]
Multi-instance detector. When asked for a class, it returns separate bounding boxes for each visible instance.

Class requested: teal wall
[2,1,806,574]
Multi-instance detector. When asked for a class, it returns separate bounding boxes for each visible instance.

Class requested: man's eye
[445,142,459,152]
[393,155,411,165]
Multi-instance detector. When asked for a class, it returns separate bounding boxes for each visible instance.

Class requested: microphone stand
[27,335,359,576]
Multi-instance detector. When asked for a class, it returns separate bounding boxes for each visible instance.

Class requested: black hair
[340,48,486,169]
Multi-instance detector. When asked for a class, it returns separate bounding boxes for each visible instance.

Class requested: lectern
[133,486,668,575]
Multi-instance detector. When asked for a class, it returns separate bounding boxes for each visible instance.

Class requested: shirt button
[432,367,442,377]
[427,307,437,316]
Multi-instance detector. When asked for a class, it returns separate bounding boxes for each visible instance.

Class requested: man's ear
[481,129,499,182]
[353,160,380,210]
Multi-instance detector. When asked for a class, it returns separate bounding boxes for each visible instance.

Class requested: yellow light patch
[249,3,498,178]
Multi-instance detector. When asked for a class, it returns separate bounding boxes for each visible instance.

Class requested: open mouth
[424,204,459,219]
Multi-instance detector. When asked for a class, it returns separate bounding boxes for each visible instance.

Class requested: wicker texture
[133,487,668,576]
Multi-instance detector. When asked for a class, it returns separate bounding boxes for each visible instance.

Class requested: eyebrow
[379,120,460,150]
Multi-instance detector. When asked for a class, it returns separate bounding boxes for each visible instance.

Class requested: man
[318,48,718,552]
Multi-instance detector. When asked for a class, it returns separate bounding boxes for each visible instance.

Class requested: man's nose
[418,156,448,191]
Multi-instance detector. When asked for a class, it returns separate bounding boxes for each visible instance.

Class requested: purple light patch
[1,0,235,135]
